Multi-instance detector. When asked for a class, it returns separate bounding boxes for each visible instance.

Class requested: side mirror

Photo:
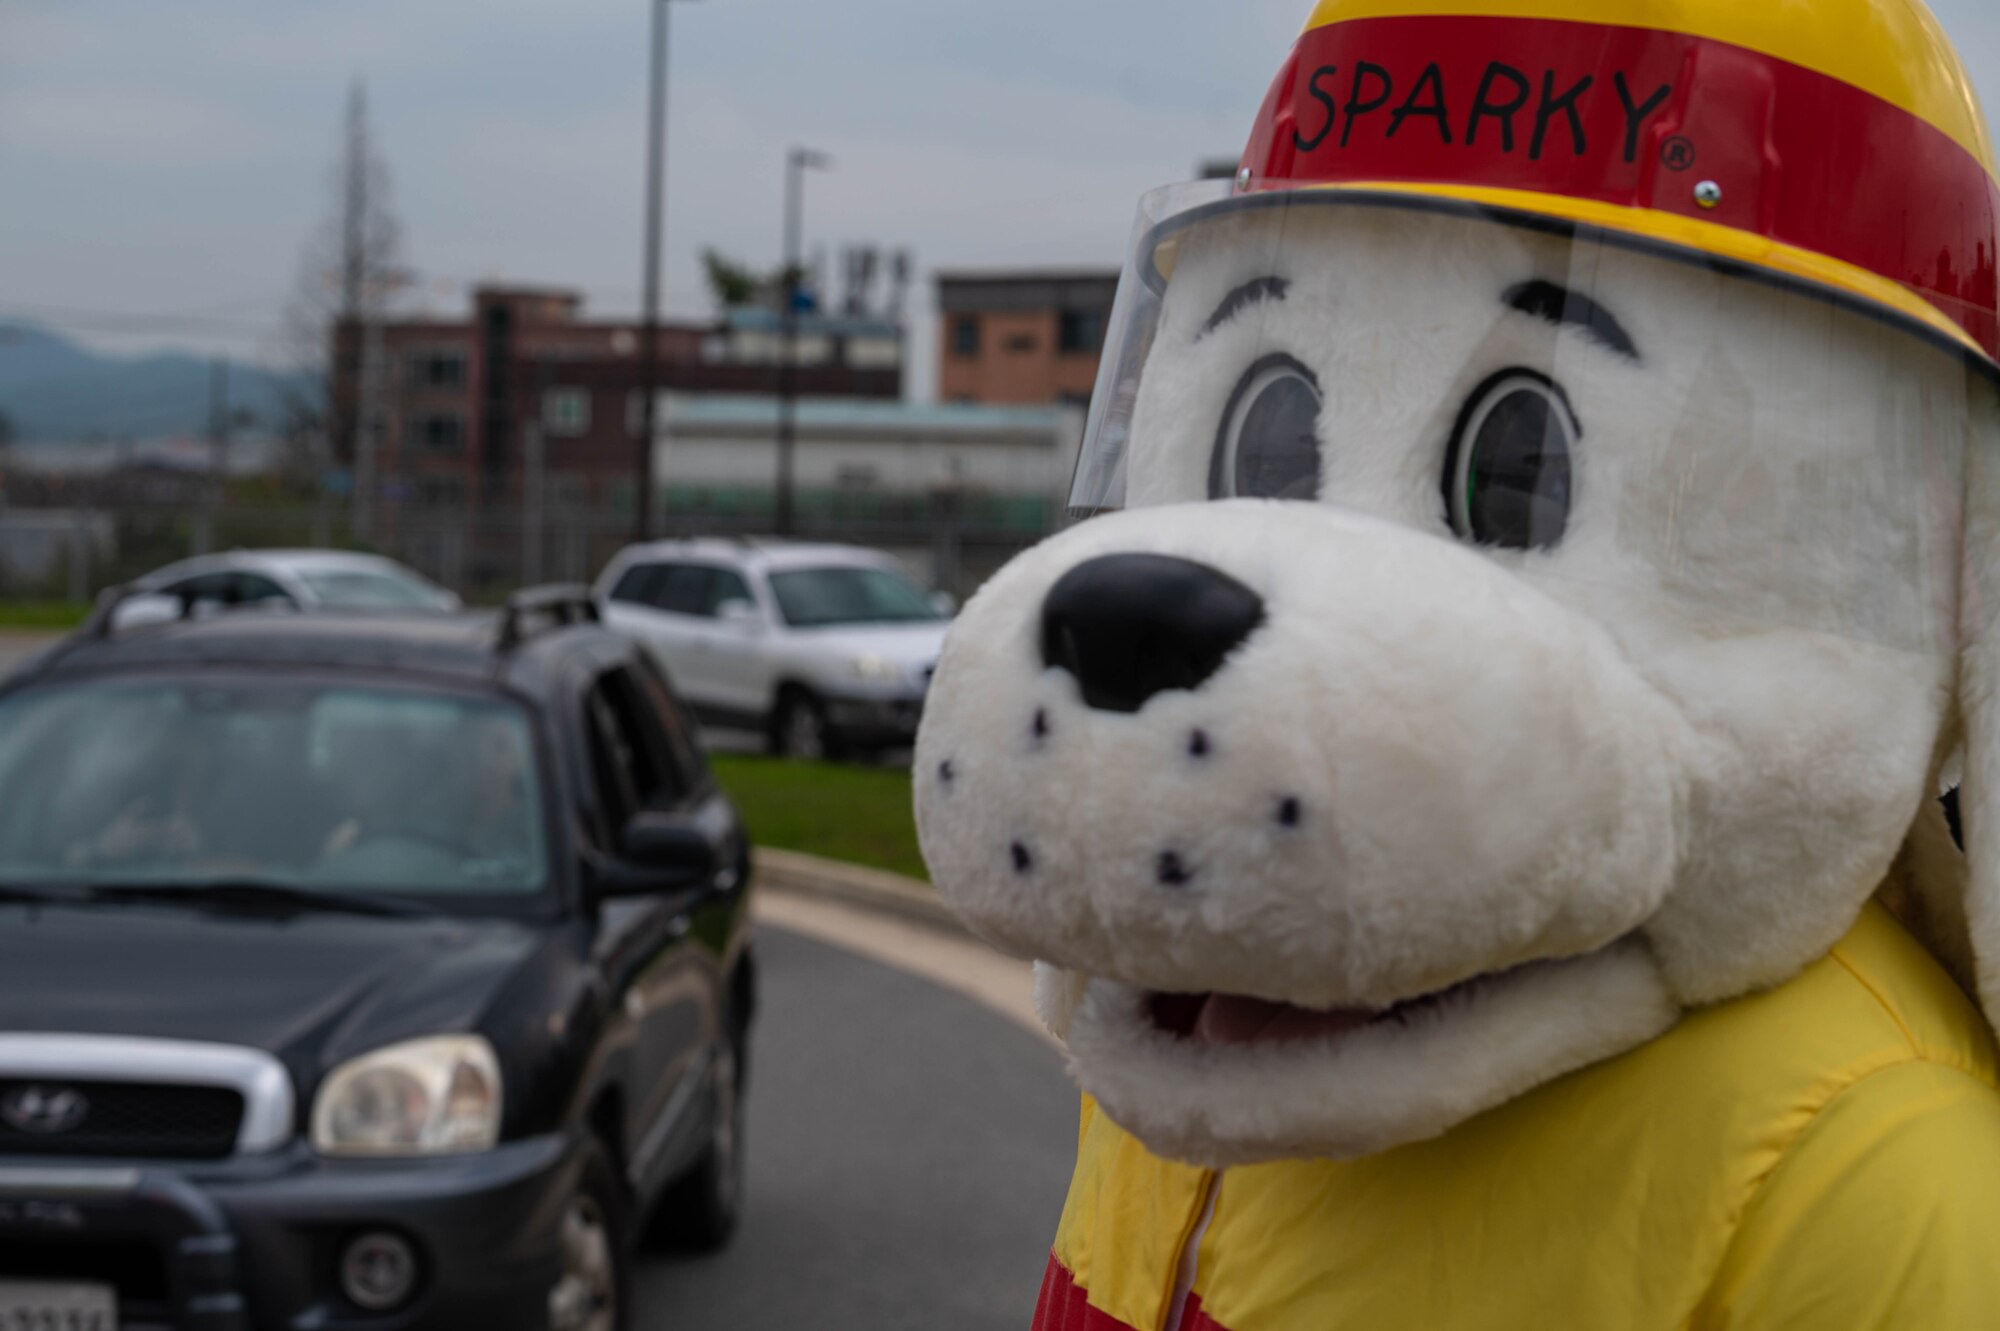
[716,599,763,631]
[929,590,958,618]
[599,793,738,899]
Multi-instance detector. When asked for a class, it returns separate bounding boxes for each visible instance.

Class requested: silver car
[131,550,460,615]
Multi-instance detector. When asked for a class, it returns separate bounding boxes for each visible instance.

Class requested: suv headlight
[311,1036,502,1157]
[849,653,901,682]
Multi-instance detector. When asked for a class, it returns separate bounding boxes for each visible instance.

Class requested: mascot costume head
[919,0,2000,1271]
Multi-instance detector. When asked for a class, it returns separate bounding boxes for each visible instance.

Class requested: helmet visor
[1068,181,1999,652]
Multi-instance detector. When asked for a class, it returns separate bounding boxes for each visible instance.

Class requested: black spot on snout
[1011,842,1034,874]
[1189,730,1211,758]
[1277,797,1303,828]
[1156,851,1193,888]
[938,760,955,784]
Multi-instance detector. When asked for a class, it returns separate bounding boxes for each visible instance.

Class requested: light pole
[775,145,831,537]
[635,0,696,543]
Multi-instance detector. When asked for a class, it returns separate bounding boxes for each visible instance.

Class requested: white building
[653,395,1083,520]
[648,395,1084,591]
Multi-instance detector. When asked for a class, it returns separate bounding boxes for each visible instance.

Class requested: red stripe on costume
[1239,15,2000,357]
[1033,1255,1140,1331]
[1031,1255,1238,1331]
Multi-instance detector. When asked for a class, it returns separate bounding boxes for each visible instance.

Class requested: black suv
[0,588,754,1331]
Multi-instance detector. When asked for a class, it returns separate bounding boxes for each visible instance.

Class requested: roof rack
[19,582,208,676]
[76,582,215,639]
[497,584,600,651]
[76,584,294,641]
[77,583,144,640]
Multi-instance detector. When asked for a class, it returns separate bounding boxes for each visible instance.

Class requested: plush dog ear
[1923,422,2000,1031]
[1954,635,2000,1028]
[1878,384,2000,1033]
[1884,729,1978,1004]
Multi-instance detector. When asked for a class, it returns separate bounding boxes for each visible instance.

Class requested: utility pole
[775,146,830,538]
[355,314,382,544]
[635,0,697,543]
[351,266,412,549]
[523,356,552,585]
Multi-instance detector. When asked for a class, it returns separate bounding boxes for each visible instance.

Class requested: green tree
[702,250,814,313]
[702,250,763,310]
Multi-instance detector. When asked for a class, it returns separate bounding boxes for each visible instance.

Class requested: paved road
[636,926,1077,1329]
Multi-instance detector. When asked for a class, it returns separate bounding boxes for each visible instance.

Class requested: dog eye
[1446,371,1577,549]
[1210,356,1323,501]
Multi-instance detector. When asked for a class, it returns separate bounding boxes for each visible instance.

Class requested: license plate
[0,1283,117,1331]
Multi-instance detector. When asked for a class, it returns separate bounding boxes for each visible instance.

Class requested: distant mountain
[0,323,315,444]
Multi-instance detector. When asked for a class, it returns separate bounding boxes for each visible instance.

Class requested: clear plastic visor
[1068,180,2000,652]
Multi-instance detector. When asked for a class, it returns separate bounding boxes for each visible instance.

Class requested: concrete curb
[753,847,965,935]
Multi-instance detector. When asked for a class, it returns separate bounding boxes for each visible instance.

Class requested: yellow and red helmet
[1065,0,1999,660]
[1238,0,1999,363]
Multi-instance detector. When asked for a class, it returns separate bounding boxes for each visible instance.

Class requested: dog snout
[1041,554,1264,713]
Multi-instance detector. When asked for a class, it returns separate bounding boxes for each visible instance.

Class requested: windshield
[768,566,942,628]
[298,567,457,611]
[0,676,548,897]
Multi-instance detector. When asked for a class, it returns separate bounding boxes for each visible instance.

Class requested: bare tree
[277,79,405,481]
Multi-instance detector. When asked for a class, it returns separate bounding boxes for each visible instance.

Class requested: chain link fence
[0,465,1062,607]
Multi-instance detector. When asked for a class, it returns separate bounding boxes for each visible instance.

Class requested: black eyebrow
[1199,276,1291,339]
[1503,281,1640,361]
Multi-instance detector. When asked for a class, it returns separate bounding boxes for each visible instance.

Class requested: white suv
[595,539,951,759]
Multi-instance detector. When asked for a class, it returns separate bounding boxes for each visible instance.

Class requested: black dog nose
[1041,554,1265,714]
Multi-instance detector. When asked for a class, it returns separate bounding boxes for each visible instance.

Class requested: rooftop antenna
[887,249,913,321]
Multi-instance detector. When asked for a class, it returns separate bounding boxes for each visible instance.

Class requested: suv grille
[0,1080,244,1160]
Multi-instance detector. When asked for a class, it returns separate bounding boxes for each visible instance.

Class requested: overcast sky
[4,0,1999,399]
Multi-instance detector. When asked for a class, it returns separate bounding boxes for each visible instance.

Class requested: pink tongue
[1192,994,1377,1046]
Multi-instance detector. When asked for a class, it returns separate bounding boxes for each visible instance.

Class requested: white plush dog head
[915,193,2000,1168]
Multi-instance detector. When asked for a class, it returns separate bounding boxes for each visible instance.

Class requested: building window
[951,316,981,358]
[408,413,465,454]
[544,388,592,437]
[1004,333,1039,354]
[1058,309,1107,354]
[408,350,467,389]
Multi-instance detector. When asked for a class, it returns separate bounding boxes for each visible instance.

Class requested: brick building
[332,286,904,516]
[934,271,1119,407]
